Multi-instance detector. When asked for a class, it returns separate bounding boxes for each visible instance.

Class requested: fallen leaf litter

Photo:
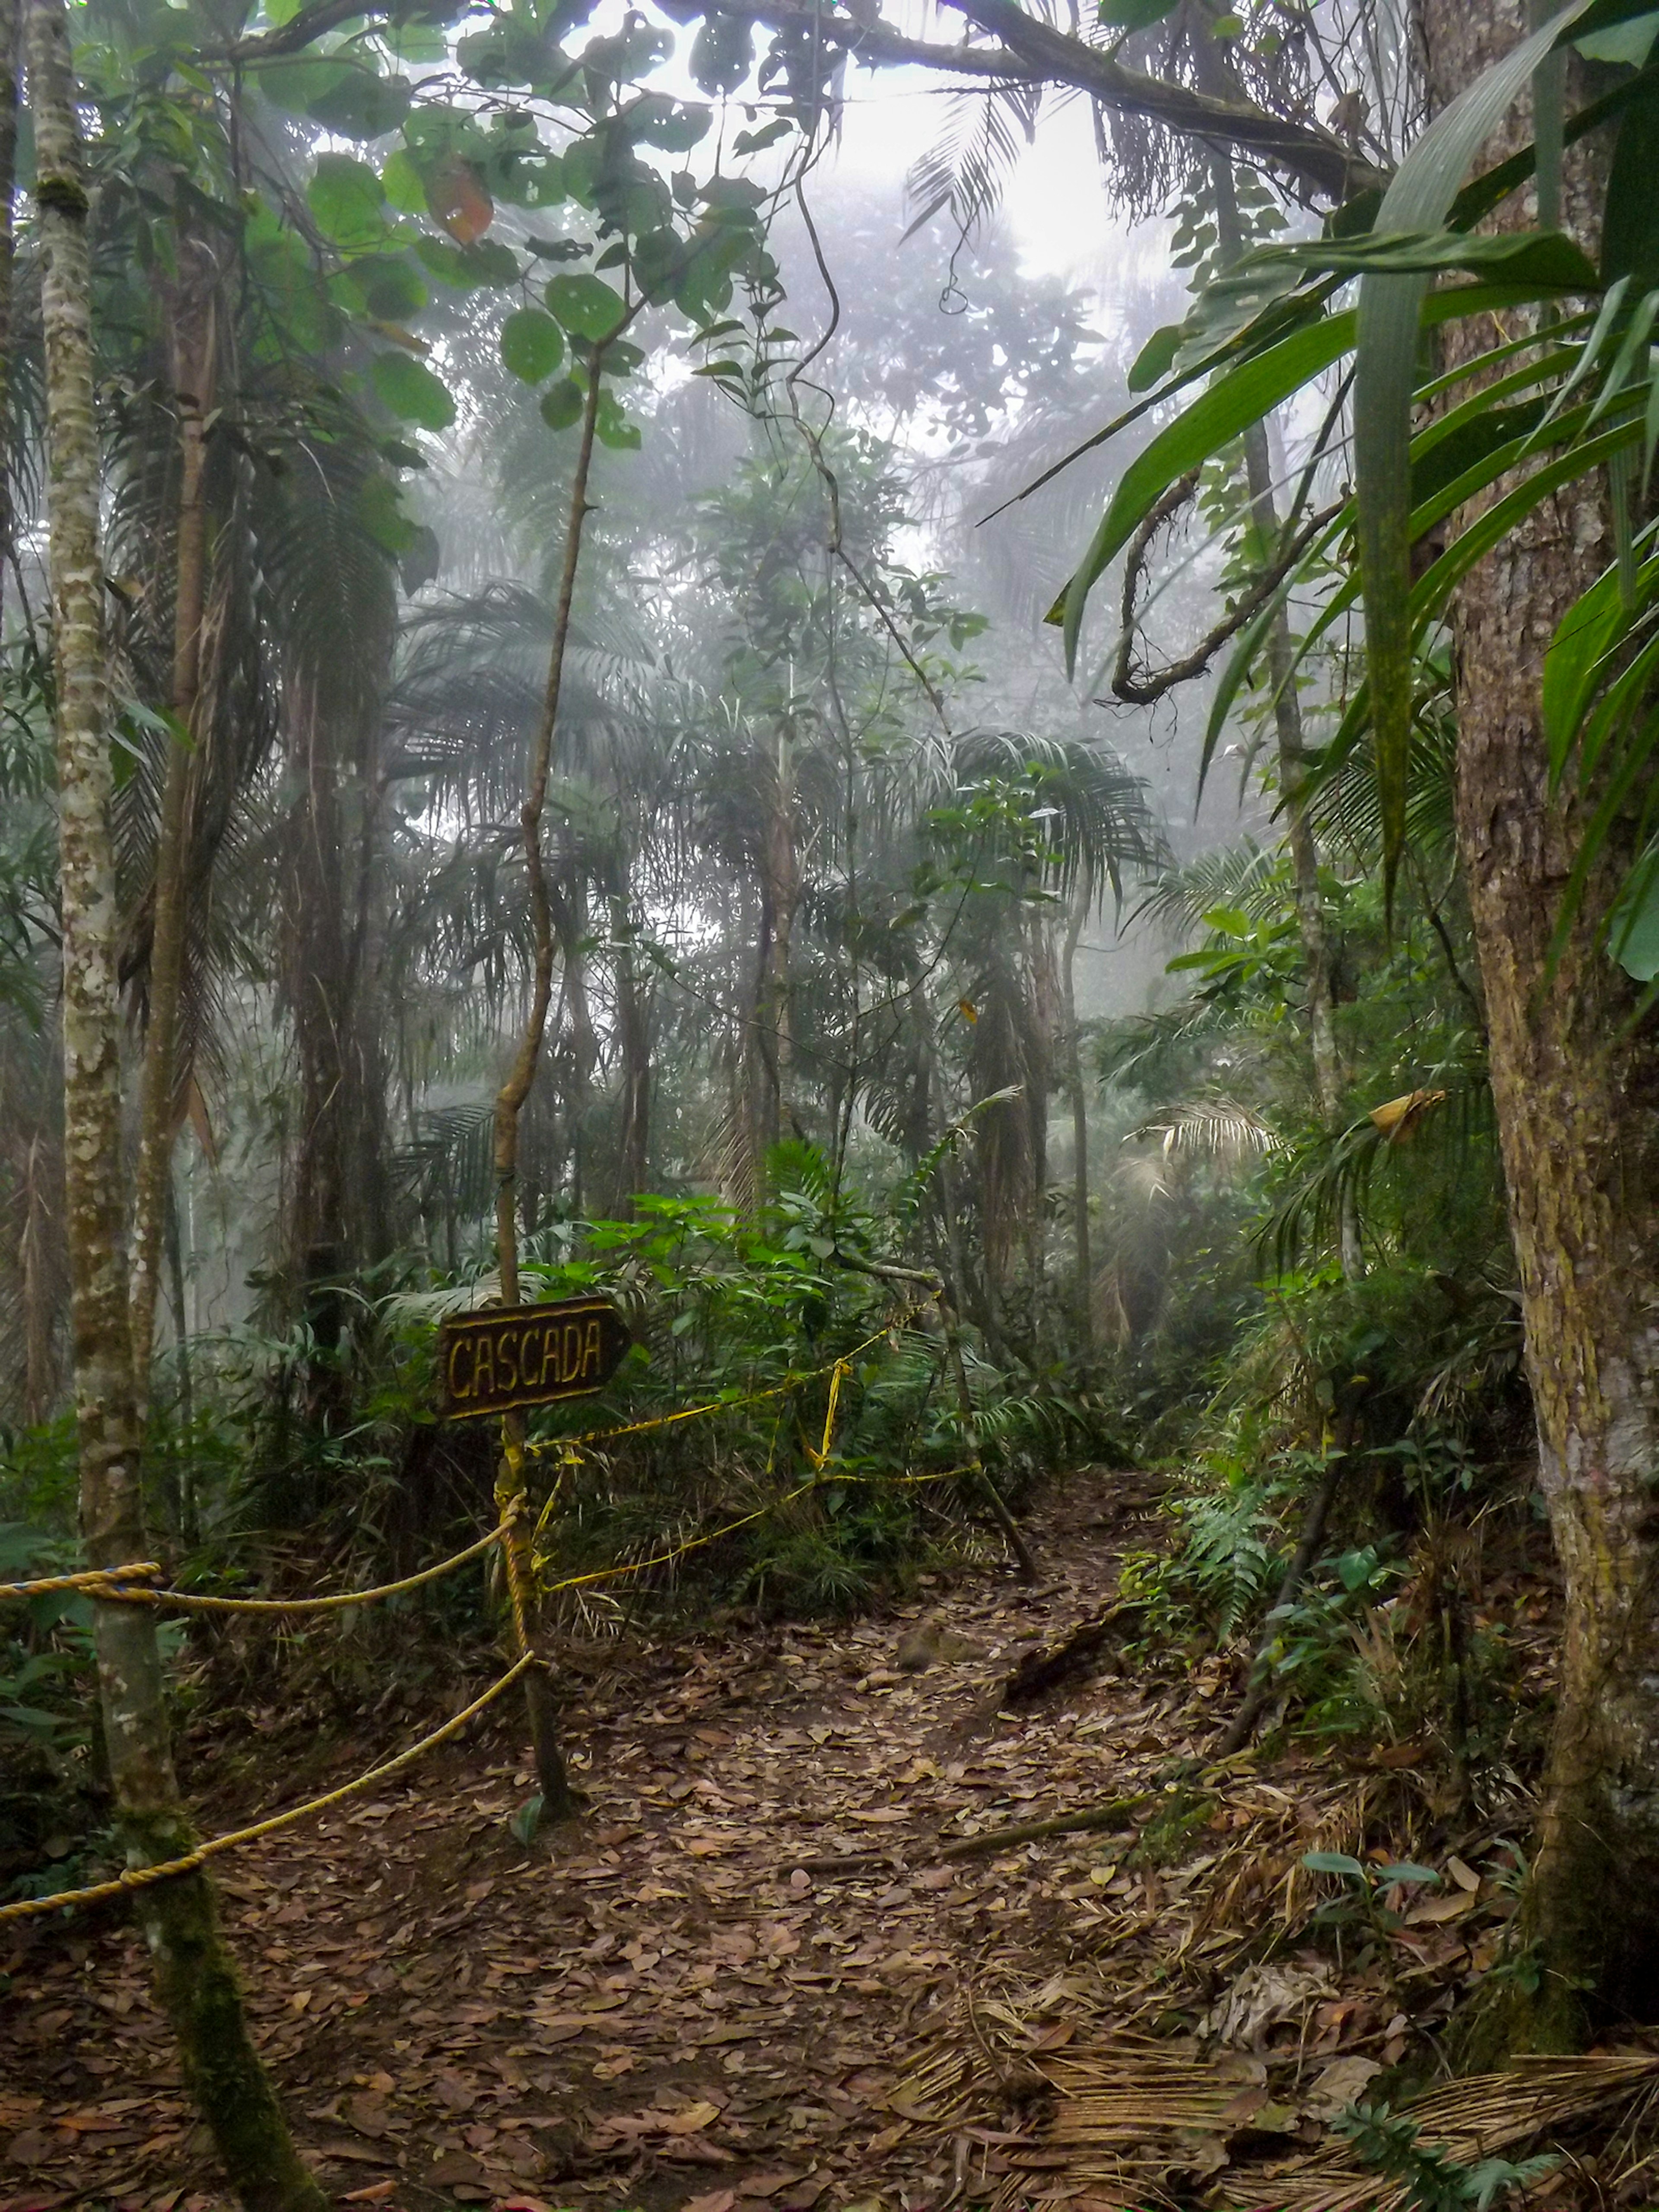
[4,1470,1651,2212]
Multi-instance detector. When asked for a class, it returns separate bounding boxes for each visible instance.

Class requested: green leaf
[1100,0,1180,26]
[380,148,428,214]
[546,272,626,341]
[595,388,641,449]
[305,68,412,140]
[540,378,586,430]
[509,1793,544,1848]
[1608,837,1659,975]
[1274,226,1599,289]
[307,153,386,253]
[371,351,456,431]
[414,236,521,290]
[1354,4,1580,907]
[623,93,713,150]
[1376,1862,1441,1885]
[500,306,566,383]
[1303,1850,1367,1879]
[1604,74,1659,286]
[1128,322,1182,391]
[1544,560,1631,775]
[690,12,754,94]
[1055,312,1359,666]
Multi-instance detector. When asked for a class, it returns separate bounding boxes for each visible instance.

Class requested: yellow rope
[804,1360,848,1468]
[534,1463,976,1599]
[0,1653,536,1924]
[1,1526,509,1615]
[521,1322,899,1462]
[0,1562,162,1602]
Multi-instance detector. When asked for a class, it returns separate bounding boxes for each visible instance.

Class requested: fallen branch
[937,1795,1150,1859]
[785,1794,1152,1881]
[1001,1602,1147,1704]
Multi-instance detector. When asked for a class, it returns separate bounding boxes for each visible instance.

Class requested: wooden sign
[438,1296,632,1420]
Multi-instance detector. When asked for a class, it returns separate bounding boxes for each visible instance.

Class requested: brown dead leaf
[432,2071,477,2113]
[427,158,493,244]
[341,2183,399,2204]
[739,2171,809,2198]
[659,2101,723,2134]
[318,2140,398,2167]
[5,2129,51,2167]
[1406,1890,1479,1925]
[681,2191,737,2212]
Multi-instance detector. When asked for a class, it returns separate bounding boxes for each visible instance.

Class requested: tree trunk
[1202,110,1358,1274]
[0,0,18,631]
[281,679,390,1302]
[610,890,652,1214]
[129,258,215,1410]
[29,4,324,2199]
[1061,880,1093,1361]
[493,359,609,1827]
[1416,0,1659,2044]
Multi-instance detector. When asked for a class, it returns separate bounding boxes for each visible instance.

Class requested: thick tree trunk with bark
[29,3,324,2199]
[1417,0,1659,2042]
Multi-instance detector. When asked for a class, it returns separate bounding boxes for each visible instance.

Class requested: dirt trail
[0,1473,1557,2212]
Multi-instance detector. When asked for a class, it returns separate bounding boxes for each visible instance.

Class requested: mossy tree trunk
[29,4,326,2200]
[1417,0,1659,2043]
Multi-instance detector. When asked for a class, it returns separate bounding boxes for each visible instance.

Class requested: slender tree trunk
[0,0,19,633]
[610,890,651,1214]
[493,359,611,1826]
[19,1132,53,1421]
[1061,881,1093,1360]
[129,262,215,1409]
[1201,112,1359,1274]
[1413,0,1659,2046]
[29,5,324,2200]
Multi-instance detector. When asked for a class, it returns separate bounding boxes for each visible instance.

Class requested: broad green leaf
[307,154,386,253]
[1376,1862,1440,1884]
[1576,3,1659,60]
[546,272,626,341]
[1604,75,1659,286]
[1608,837,1659,975]
[332,251,428,321]
[414,236,520,290]
[623,94,713,150]
[1560,0,1659,40]
[500,306,566,383]
[305,69,411,140]
[690,13,754,94]
[1287,227,1598,289]
[1355,2,1584,905]
[1055,312,1360,668]
[380,148,428,214]
[1128,323,1182,391]
[540,378,586,430]
[371,351,456,432]
[595,388,641,449]
[1100,0,1180,27]
[1303,1850,1367,1878]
